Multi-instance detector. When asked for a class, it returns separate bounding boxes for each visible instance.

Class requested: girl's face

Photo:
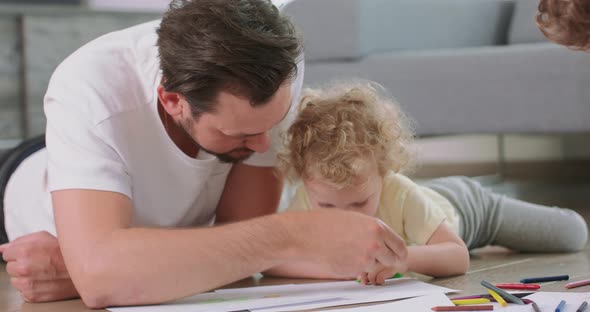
[304,163,383,217]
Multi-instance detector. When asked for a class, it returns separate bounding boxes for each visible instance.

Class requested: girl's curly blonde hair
[536,0,590,50]
[278,81,414,189]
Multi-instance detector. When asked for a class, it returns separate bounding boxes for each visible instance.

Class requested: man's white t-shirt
[4,20,303,240]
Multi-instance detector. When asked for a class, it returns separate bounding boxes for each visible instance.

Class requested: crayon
[577,301,588,312]
[431,305,494,311]
[451,298,491,305]
[487,289,507,307]
[555,300,566,312]
[496,283,540,290]
[565,278,590,289]
[481,280,525,305]
[451,292,534,301]
[520,275,569,283]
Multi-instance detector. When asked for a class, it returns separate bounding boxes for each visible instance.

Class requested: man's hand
[0,231,78,302]
[286,209,408,280]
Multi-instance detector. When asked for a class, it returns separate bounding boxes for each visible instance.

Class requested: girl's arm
[360,221,468,285]
[407,222,469,277]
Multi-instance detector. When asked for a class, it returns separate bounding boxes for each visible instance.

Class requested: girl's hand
[358,260,408,286]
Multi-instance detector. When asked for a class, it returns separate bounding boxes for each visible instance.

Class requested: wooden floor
[1,179,589,312]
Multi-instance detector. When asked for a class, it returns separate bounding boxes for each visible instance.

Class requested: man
[0,0,407,308]
[537,0,590,50]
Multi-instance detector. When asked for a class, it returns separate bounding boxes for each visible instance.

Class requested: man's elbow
[77,275,146,309]
[80,291,111,309]
[73,260,125,309]
[74,268,113,308]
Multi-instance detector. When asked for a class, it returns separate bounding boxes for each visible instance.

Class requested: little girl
[268,81,588,285]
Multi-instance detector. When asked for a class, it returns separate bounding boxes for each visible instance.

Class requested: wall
[0,5,160,141]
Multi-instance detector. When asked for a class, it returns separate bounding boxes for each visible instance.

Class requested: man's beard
[200,145,255,163]
[179,117,255,164]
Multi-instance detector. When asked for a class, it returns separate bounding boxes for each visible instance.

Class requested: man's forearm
[264,262,346,280]
[68,213,294,308]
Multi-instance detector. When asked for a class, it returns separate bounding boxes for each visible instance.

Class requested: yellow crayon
[451,298,491,306]
[487,289,507,307]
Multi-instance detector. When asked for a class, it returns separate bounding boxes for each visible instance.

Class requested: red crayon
[431,305,494,311]
[496,283,540,290]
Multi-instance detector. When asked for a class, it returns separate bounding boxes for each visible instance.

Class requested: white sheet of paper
[525,291,590,304]
[479,292,590,312]
[311,292,454,312]
[108,292,332,312]
[521,292,589,312]
[250,279,457,312]
[108,278,456,312]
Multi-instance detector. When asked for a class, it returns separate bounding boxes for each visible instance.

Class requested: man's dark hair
[157,0,303,116]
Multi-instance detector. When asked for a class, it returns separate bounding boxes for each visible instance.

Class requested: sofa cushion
[508,0,549,44]
[359,0,515,55]
[284,0,515,62]
[283,0,362,62]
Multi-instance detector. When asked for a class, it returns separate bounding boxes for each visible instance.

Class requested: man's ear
[157,85,183,117]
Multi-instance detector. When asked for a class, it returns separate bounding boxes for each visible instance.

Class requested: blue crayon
[520,275,570,283]
[555,300,566,312]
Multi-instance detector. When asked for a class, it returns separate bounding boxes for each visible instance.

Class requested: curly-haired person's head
[537,0,590,50]
[278,81,414,190]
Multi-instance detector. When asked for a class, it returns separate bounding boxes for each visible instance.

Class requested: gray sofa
[283,0,590,136]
